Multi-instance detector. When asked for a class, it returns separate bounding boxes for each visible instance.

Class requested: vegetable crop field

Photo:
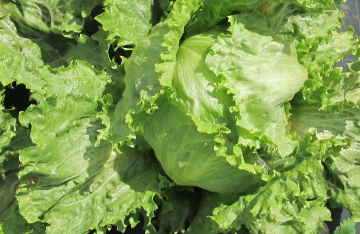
[0,0,360,234]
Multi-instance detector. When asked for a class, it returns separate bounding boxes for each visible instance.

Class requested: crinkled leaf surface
[276,10,344,46]
[95,0,155,47]
[60,34,125,95]
[185,0,263,36]
[275,0,345,12]
[289,100,360,221]
[0,14,45,93]
[141,25,274,194]
[211,159,331,233]
[206,15,308,156]
[173,27,235,134]
[0,0,359,233]
[143,96,269,194]
[334,219,357,234]
[16,61,162,233]
[1,0,102,35]
[110,0,202,146]
[326,142,360,221]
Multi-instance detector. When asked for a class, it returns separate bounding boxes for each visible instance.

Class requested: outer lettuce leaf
[60,33,125,101]
[0,0,102,36]
[95,0,155,47]
[184,0,263,36]
[0,168,19,223]
[60,32,127,144]
[154,176,237,234]
[185,0,344,37]
[326,142,360,221]
[0,14,44,233]
[184,192,239,234]
[289,103,360,221]
[274,8,359,105]
[206,15,308,156]
[0,113,17,167]
[276,10,344,46]
[0,118,32,178]
[0,170,45,234]
[289,103,360,140]
[299,28,357,74]
[274,0,344,12]
[318,65,360,109]
[0,14,45,93]
[15,61,162,234]
[153,179,202,234]
[143,96,269,194]
[61,29,126,144]
[18,144,161,234]
[110,0,202,147]
[334,219,357,234]
[0,118,42,233]
[61,34,121,76]
[211,159,331,233]
[0,8,72,68]
[173,27,234,134]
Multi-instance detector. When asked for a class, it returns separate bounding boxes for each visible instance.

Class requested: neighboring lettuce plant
[0,0,359,234]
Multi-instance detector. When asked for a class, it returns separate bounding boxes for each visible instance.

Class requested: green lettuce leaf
[0,0,102,36]
[0,14,45,93]
[206,15,308,156]
[173,27,233,134]
[14,61,162,233]
[274,0,344,12]
[0,0,359,233]
[326,142,360,221]
[211,159,331,233]
[110,0,202,147]
[60,33,125,100]
[143,96,270,194]
[185,0,263,36]
[95,0,156,47]
[289,102,360,221]
[334,219,357,234]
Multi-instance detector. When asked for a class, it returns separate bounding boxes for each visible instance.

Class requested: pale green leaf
[206,15,308,156]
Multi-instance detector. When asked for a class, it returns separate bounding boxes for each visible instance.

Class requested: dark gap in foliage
[83,5,104,38]
[231,225,251,234]
[10,19,73,67]
[109,44,133,64]
[116,216,145,234]
[289,92,306,105]
[322,161,345,190]
[87,220,145,234]
[151,200,163,233]
[87,229,96,234]
[35,3,51,28]
[151,186,203,233]
[324,203,343,234]
[179,33,187,45]
[152,0,165,26]
[10,19,43,40]
[230,10,241,15]
[105,226,119,234]
[3,82,36,116]
[218,15,232,25]
[107,225,123,234]
[9,0,23,16]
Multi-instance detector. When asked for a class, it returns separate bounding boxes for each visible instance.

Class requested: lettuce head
[0,0,360,234]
